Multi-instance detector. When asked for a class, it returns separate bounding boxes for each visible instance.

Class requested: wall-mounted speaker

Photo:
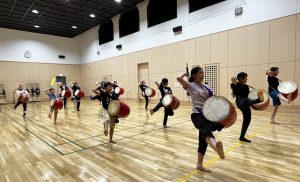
[58,55,65,59]
[173,26,182,33]
[235,7,243,16]
[116,44,122,50]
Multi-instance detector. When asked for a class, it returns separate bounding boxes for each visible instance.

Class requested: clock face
[24,51,31,58]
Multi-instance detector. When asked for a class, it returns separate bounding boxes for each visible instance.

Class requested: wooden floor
[0,98,300,182]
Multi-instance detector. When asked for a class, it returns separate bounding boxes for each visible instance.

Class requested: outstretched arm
[177,72,189,90]
[92,86,101,95]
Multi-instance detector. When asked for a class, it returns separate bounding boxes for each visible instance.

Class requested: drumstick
[186,63,189,76]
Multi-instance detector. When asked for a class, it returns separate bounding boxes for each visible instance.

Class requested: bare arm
[92,86,101,95]
[177,72,189,90]
[154,81,160,88]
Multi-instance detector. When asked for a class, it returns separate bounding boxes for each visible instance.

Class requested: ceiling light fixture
[34,25,40,28]
[115,0,121,3]
[72,26,77,29]
[89,13,96,18]
[32,9,39,14]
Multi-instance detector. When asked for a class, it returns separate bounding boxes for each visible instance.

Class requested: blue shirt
[48,93,57,100]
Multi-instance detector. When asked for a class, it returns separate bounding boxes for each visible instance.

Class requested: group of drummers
[12,66,297,172]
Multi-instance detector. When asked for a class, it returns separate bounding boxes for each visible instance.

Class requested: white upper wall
[78,0,300,64]
[0,0,299,65]
[0,28,80,64]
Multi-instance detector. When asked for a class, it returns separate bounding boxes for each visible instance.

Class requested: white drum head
[248,90,269,105]
[278,81,297,94]
[145,88,152,97]
[75,89,79,96]
[203,96,230,122]
[61,90,66,97]
[162,94,172,107]
[108,100,120,117]
[115,87,120,94]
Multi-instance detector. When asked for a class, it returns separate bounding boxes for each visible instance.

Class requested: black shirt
[268,76,279,92]
[100,92,118,109]
[231,82,249,99]
[159,83,172,98]
[72,85,80,96]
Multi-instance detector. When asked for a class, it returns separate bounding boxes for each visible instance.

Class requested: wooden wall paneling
[228,27,247,67]
[17,63,30,82]
[292,61,300,105]
[296,14,300,61]
[160,45,172,73]
[47,64,58,81]
[246,64,269,91]
[150,47,161,74]
[38,64,49,82]
[170,42,184,73]
[0,62,7,81]
[269,15,296,63]
[28,63,40,82]
[211,31,228,68]
[182,39,196,67]
[219,67,228,98]
[195,35,211,66]
[246,21,270,65]
[5,62,18,82]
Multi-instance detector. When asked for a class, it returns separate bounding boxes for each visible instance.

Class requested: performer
[70,81,81,111]
[45,88,60,124]
[100,82,119,143]
[231,72,264,142]
[13,85,29,117]
[139,81,149,110]
[177,66,224,172]
[58,82,69,108]
[90,81,105,102]
[266,67,292,124]
[150,78,173,128]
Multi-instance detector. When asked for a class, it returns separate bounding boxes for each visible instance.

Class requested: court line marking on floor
[178,123,271,182]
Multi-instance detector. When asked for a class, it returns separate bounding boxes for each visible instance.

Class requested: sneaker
[257,89,264,102]
[89,95,93,101]
[23,112,26,117]
[239,137,251,143]
[115,118,119,124]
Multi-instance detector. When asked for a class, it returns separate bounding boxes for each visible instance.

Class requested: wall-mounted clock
[24,51,31,58]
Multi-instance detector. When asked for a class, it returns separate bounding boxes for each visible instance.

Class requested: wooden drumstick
[186,63,189,76]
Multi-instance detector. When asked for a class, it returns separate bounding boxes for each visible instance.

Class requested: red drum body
[62,90,71,98]
[114,87,124,95]
[248,89,270,111]
[51,99,64,109]
[278,81,298,101]
[145,88,156,97]
[108,100,130,118]
[162,94,180,110]
[75,90,85,98]
[17,93,29,103]
[203,96,237,128]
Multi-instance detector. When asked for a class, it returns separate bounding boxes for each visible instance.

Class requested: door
[137,63,149,101]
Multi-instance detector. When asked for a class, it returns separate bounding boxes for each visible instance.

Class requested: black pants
[191,113,223,155]
[75,96,81,111]
[63,97,67,108]
[92,95,102,101]
[236,98,261,139]
[152,100,174,126]
[14,101,27,112]
[144,96,149,109]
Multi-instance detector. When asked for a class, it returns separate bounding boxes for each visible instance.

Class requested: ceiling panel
[0,0,144,37]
